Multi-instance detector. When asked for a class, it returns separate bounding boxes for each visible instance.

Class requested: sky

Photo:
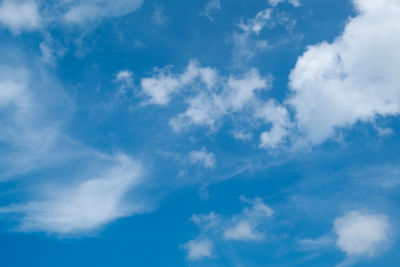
[0,0,399,266]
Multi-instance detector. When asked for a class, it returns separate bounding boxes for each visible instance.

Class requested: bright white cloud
[141,60,217,105]
[141,60,290,150]
[169,67,269,131]
[3,154,145,234]
[201,0,221,21]
[334,211,390,258]
[0,0,41,33]
[189,148,216,169]
[287,0,400,145]
[256,100,292,149]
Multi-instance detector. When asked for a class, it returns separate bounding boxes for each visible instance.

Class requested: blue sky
[0,0,400,266]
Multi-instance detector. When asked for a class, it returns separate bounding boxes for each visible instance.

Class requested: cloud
[256,100,292,149]
[223,197,274,241]
[169,67,270,131]
[201,0,221,21]
[141,60,290,150]
[2,154,146,234]
[231,9,272,62]
[183,239,213,260]
[334,211,390,259]
[0,59,72,178]
[232,8,296,63]
[115,70,134,95]
[0,52,151,235]
[183,197,273,260]
[140,60,217,105]
[189,148,216,169]
[0,0,144,31]
[268,0,300,7]
[0,0,42,33]
[287,0,400,145]
[62,0,144,25]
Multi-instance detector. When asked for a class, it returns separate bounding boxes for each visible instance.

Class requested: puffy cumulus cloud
[0,0,42,33]
[334,211,390,258]
[287,0,400,145]
[268,0,300,7]
[223,197,273,241]
[182,197,273,260]
[201,0,221,21]
[141,60,217,105]
[189,148,216,169]
[2,154,146,234]
[169,68,269,131]
[62,0,143,25]
[141,60,291,150]
[256,100,292,149]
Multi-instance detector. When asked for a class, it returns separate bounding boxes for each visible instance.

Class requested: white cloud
[115,70,134,95]
[269,0,300,7]
[232,130,253,141]
[140,60,217,105]
[201,0,221,21]
[287,0,400,145]
[223,197,274,241]
[239,9,273,35]
[183,239,213,260]
[3,154,146,234]
[189,148,216,169]
[232,9,272,61]
[169,67,270,131]
[0,0,41,33]
[62,0,143,25]
[141,60,290,150]
[183,197,273,260]
[256,100,292,149]
[232,8,296,63]
[0,53,151,235]
[0,61,71,178]
[334,211,390,258]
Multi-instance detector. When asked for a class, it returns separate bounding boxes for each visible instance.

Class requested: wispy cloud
[183,197,274,260]
[201,0,221,21]
[1,154,146,235]
[0,52,152,235]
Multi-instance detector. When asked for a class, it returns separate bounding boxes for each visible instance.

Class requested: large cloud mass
[288,0,400,145]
